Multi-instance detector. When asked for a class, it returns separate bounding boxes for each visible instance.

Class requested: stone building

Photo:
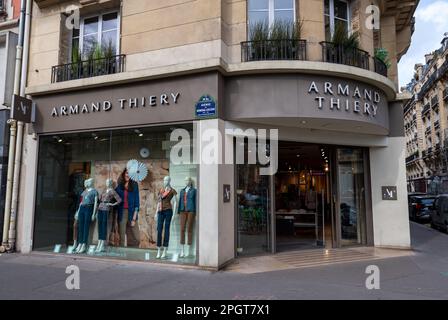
[1,0,418,269]
[404,34,448,194]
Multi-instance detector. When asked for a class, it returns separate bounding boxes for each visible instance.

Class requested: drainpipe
[7,0,32,251]
[0,0,29,253]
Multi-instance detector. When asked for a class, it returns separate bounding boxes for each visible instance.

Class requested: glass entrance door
[236,164,272,256]
[335,148,367,246]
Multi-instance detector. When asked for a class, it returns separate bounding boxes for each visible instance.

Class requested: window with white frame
[72,11,119,60]
[324,0,350,41]
[248,0,295,27]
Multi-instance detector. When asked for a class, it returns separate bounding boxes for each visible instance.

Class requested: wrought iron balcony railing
[240,40,388,77]
[320,42,370,70]
[431,96,439,108]
[444,88,448,101]
[406,152,419,163]
[434,120,440,130]
[241,40,307,62]
[374,57,388,77]
[422,103,431,116]
[51,54,126,83]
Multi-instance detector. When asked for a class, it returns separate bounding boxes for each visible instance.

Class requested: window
[72,12,119,60]
[248,0,295,27]
[34,124,199,265]
[325,0,350,41]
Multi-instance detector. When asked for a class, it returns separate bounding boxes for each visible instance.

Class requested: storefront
[24,70,410,269]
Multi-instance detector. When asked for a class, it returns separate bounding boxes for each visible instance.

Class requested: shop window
[325,0,350,41]
[248,0,295,27]
[34,125,198,264]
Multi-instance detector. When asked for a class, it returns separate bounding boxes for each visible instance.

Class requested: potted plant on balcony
[269,20,303,60]
[329,23,361,67]
[247,20,270,61]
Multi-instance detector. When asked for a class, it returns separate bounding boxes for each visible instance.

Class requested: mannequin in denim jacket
[74,178,98,254]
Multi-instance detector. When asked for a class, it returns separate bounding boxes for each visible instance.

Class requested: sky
[398,0,448,89]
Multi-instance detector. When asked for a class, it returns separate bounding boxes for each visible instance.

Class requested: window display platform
[35,246,197,265]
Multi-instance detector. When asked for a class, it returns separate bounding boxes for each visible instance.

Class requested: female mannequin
[155,176,178,259]
[96,179,122,252]
[178,177,197,258]
[115,168,140,247]
[72,179,89,249]
[74,178,98,254]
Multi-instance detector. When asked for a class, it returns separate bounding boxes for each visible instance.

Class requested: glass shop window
[34,125,198,265]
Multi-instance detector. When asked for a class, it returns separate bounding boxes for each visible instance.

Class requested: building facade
[0,0,20,241]
[8,0,417,269]
[404,34,448,194]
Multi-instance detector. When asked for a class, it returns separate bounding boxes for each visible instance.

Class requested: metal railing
[320,42,370,70]
[444,88,448,101]
[51,54,126,83]
[422,103,431,116]
[435,120,440,130]
[241,39,307,62]
[406,152,419,163]
[374,57,388,77]
[431,96,439,108]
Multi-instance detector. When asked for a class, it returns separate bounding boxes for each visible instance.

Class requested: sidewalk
[0,222,448,300]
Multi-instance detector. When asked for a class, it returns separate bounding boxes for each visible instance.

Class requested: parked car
[408,195,435,222]
[430,195,448,233]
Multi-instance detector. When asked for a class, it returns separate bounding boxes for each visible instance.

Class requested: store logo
[50,93,180,117]
[308,81,381,117]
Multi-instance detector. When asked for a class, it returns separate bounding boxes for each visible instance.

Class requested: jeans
[77,205,93,244]
[180,212,195,245]
[97,210,109,241]
[157,209,173,247]
[119,209,140,247]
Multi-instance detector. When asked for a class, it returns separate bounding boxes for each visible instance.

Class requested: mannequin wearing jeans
[74,178,98,254]
[96,179,122,253]
[115,168,140,247]
[178,177,197,258]
[155,176,178,259]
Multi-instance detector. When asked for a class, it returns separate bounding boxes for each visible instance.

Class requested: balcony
[431,96,439,109]
[418,59,448,100]
[406,152,419,164]
[320,42,369,70]
[240,40,388,77]
[444,88,448,101]
[422,103,431,116]
[425,126,432,135]
[374,57,388,77]
[241,40,307,62]
[434,120,440,130]
[51,55,126,83]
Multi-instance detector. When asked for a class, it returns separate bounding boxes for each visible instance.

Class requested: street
[1,222,448,300]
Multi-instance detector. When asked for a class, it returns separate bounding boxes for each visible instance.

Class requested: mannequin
[155,176,178,259]
[74,178,98,254]
[178,177,197,258]
[115,168,140,248]
[96,179,122,253]
[72,179,89,249]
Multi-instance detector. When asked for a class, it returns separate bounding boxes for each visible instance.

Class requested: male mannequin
[155,176,178,259]
[74,178,98,254]
[178,177,197,258]
[96,179,122,253]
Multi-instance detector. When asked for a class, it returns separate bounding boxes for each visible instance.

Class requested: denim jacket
[115,182,140,222]
[178,187,197,213]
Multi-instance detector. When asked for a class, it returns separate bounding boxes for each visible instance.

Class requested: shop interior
[275,142,331,252]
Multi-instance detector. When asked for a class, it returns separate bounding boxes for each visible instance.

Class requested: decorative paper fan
[127,159,148,182]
